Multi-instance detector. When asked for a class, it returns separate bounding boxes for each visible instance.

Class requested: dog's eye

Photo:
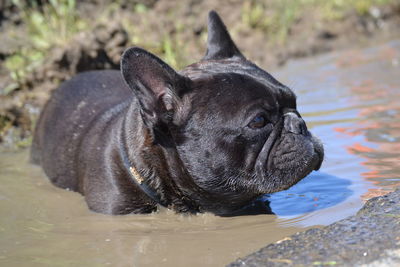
[248,115,267,129]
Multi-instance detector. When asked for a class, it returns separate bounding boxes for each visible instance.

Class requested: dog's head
[121,11,324,214]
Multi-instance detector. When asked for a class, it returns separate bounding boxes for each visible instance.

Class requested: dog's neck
[120,99,203,213]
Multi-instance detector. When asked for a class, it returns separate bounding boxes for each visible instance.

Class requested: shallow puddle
[1,40,400,266]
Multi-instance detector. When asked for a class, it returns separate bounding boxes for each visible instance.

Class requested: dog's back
[31,70,131,191]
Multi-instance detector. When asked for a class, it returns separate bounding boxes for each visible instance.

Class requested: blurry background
[0,0,399,148]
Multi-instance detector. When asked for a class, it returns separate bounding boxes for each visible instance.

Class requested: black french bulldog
[31,11,323,216]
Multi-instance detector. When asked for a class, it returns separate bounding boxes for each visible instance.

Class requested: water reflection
[271,39,400,225]
[332,40,400,199]
[267,171,352,216]
[238,171,353,219]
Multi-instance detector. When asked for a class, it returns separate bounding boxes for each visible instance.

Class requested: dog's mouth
[254,119,283,181]
[254,116,324,194]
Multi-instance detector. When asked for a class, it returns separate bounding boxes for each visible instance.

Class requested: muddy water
[1,40,400,267]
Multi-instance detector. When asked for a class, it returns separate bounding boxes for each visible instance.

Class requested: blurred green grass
[5,0,86,94]
[3,0,397,95]
[241,0,395,43]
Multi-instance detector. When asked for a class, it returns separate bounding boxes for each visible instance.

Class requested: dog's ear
[121,47,188,126]
[204,10,244,60]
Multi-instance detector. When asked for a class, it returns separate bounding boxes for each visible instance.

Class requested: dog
[31,11,324,216]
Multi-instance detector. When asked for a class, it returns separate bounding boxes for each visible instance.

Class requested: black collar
[128,164,169,208]
[120,146,169,208]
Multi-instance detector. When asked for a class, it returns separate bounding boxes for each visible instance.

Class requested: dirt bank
[228,188,400,267]
[1,0,400,149]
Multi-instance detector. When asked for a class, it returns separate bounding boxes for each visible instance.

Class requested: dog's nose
[283,112,307,135]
